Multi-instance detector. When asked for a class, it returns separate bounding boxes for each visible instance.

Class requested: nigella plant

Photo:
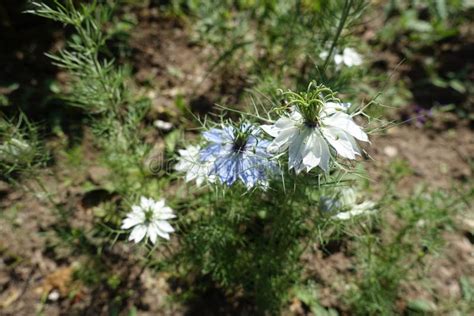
[173,83,375,313]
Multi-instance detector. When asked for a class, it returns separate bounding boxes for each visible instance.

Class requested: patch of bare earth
[368,116,473,192]
[129,8,248,122]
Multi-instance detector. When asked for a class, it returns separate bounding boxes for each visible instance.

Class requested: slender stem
[322,0,353,72]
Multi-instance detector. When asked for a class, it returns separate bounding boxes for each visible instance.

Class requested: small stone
[147,90,157,99]
[47,290,60,301]
[154,120,173,131]
[386,126,401,135]
[383,145,398,158]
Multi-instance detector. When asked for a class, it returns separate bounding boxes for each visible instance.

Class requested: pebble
[383,145,398,157]
[48,290,60,301]
[154,120,173,131]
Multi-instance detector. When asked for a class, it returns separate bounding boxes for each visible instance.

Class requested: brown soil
[368,115,473,193]
[129,8,248,122]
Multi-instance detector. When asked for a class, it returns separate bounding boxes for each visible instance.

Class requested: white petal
[334,209,365,220]
[318,136,330,172]
[155,199,166,209]
[156,230,170,240]
[174,160,189,172]
[158,207,176,220]
[129,225,147,243]
[185,171,197,182]
[302,131,321,172]
[268,125,299,153]
[323,113,368,142]
[131,205,142,214]
[260,124,280,137]
[358,201,376,210]
[157,220,175,233]
[148,224,158,244]
[333,191,376,220]
[275,116,300,130]
[324,102,350,114]
[302,131,331,172]
[121,217,141,229]
[263,109,302,153]
[288,129,310,174]
[140,197,155,209]
[322,127,360,159]
[175,146,200,172]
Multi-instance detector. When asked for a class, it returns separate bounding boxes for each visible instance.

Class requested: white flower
[332,189,376,220]
[175,145,215,186]
[261,102,368,174]
[320,188,376,220]
[334,48,362,67]
[333,201,375,220]
[121,197,175,244]
[320,48,362,68]
[319,50,330,60]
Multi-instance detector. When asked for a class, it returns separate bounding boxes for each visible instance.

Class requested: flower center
[232,136,248,153]
[304,120,319,129]
[232,124,253,153]
[144,208,154,224]
[282,82,341,130]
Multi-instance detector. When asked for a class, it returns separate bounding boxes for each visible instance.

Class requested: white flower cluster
[175,85,369,183]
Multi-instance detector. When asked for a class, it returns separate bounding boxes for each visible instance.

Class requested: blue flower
[200,123,278,189]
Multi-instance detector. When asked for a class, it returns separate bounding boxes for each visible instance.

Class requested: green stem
[322,0,353,72]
